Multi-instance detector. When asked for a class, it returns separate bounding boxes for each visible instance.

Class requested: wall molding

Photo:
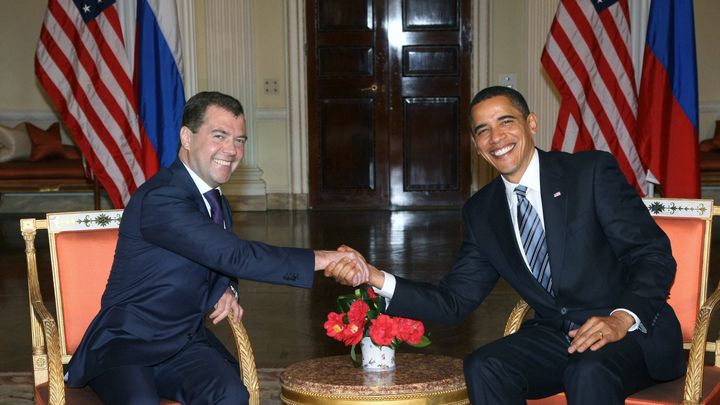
[256,108,289,120]
[700,101,720,114]
[0,111,58,124]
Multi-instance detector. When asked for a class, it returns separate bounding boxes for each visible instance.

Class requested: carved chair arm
[30,299,66,405]
[504,299,530,336]
[227,316,260,405]
[683,286,720,404]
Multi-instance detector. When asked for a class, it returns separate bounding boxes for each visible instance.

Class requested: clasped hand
[315,246,370,286]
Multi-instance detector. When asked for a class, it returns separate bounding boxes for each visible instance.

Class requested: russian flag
[134,0,185,174]
[637,0,700,198]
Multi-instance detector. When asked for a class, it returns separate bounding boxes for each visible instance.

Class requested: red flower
[367,288,378,299]
[342,320,365,346]
[369,314,397,346]
[347,299,369,324]
[324,312,345,342]
[397,317,425,344]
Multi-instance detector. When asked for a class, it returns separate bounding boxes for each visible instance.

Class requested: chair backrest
[642,198,716,342]
[44,210,122,362]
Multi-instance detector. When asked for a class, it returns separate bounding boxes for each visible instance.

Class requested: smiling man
[329,86,685,404]
[65,91,365,405]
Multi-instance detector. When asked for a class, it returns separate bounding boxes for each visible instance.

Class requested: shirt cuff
[610,308,642,332]
[372,271,396,300]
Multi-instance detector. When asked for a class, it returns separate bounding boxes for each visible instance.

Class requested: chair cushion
[525,367,720,404]
[0,122,31,163]
[34,383,181,404]
[0,159,87,179]
[627,367,720,404]
[27,122,67,162]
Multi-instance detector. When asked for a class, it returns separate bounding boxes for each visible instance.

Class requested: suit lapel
[485,178,530,280]
[538,151,567,296]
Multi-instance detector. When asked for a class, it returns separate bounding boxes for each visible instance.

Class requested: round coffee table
[280,353,469,404]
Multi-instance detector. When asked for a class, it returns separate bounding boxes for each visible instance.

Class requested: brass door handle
[361,84,378,92]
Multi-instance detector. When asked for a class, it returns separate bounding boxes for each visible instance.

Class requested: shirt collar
[502,149,540,199]
[181,161,222,195]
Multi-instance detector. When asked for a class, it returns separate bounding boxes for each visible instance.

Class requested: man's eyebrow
[472,123,487,134]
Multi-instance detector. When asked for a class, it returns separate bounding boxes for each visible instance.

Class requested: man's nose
[221,138,237,155]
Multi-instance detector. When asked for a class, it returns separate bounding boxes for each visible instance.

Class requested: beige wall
[695,0,720,139]
[0,0,51,113]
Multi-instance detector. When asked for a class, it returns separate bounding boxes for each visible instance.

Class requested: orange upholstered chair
[503,198,720,405]
[22,210,260,405]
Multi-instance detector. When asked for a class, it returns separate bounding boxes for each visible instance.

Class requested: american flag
[541,0,649,195]
[35,0,148,208]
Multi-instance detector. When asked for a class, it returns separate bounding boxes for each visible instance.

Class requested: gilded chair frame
[503,198,720,405]
[23,210,260,405]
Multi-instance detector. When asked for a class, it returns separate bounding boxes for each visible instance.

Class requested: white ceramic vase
[360,336,396,372]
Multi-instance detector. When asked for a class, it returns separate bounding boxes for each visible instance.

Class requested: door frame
[285,0,490,207]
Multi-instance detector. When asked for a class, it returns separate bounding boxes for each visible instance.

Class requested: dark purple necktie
[203,189,224,227]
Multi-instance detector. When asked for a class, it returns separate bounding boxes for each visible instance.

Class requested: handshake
[314,245,383,288]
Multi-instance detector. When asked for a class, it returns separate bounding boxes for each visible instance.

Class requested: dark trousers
[88,335,248,405]
[463,324,655,405]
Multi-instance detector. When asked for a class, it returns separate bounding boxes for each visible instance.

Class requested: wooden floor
[1,209,718,372]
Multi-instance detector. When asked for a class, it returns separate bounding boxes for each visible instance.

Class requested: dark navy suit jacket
[386,150,685,381]
[66,159,314,386]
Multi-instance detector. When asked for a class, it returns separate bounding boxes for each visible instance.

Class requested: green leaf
[350,344,361,368]
[407,336,431,348]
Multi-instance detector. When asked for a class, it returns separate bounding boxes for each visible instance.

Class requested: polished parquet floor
[1,208,718,372]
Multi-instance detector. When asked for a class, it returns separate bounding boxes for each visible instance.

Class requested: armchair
[504,198,720,404]
[22,210,259,405]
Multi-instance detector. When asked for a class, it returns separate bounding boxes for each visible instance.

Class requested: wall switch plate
[264,79,279,95]
[498,73,517,89]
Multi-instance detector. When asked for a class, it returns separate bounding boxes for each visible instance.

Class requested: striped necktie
[514,185,553,295]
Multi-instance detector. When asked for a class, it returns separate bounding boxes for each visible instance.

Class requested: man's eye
[235,138,247,145]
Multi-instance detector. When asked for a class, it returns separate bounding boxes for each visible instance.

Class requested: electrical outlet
[498,73,517,89]
[264,79,279,95]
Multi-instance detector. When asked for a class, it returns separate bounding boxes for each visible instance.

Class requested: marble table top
[280,353,466,396]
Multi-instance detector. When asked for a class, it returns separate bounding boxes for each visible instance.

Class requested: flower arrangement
[324,287,430,365]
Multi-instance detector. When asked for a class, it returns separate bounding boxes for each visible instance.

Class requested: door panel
[320,99,375,190]
[308,0,470,209]
[403,98,459,191]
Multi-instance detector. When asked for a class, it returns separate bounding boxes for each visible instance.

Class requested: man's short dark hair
[182,91,244,133]
[469,86,530,119]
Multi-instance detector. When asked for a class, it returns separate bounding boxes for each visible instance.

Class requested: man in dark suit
[66,91,365,404]
[329,86,684,404]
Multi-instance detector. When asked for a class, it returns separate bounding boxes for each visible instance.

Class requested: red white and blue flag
[542,0,649,195]
[637,0,700,198]
[35,0,184,207]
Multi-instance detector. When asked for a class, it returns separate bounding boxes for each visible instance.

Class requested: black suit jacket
[387,150,684,381]
[66,159,315,386]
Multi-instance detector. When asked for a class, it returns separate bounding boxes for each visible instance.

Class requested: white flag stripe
[147,0,183,77]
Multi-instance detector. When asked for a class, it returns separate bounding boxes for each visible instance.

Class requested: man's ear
[180,126,193,150]
[527,113,538,135]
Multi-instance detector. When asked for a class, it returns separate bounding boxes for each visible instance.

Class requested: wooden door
[307,0,471,209]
